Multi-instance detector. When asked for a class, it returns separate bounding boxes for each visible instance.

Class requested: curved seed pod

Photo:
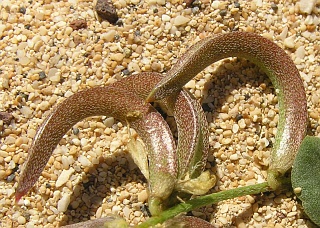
[110,73,214,213]
[15,87,177,204]
[146,32,307,189]
[114,73,210,181]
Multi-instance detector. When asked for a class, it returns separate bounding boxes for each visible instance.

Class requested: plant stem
[137,182,270,228]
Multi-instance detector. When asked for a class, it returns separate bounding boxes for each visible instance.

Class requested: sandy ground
[0,0,319,227]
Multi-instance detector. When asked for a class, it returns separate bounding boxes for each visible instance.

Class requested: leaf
[291,136,320,226]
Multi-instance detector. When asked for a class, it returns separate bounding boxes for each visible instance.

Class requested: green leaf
[291,136,320,226]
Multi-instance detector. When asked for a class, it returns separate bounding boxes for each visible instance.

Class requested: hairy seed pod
[146,32,307,190]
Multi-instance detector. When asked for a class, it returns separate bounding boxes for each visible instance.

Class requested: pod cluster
[15,32,307,227]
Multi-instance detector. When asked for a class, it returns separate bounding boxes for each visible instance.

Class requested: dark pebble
[7,173,15,182]
[76,74,82,81]
[19,92,28,101]
[192,6,200,14]
[185,0,195,7]
[95,0,119,24]
[134,30,141,36]
[69,19,87,30]
[140,204,151,217]
[122,69,130,76]
[0,112,14,125]
[235,113,243,121]
[39,71,46,79]
[72,127,80,135]
[202,103,212,112]
[271,3,278,11]
[19,7,26,14]
[219,9,228,17]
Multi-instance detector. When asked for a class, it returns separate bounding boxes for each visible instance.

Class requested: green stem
[137,182,270,228]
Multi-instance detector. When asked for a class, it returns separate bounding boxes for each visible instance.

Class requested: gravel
[0,0,319,227]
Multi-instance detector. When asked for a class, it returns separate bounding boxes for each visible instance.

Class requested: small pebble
[39,71,46,79]
[110,140,122,152]
[18,216,26,225]
[230,154,238,161]
[7,173,15,182]
[101,30,117,42]
[284,36,295,49]
[299,0,317,14]
[173,15,190,26]
[95,0,119,23]
[111,53,124,62]
[69,19,87,30]
[55,168,75,187]
[271,3,278,11]
[137,190,148,203]
[219,9,228,17]
[0,112,13,124]
[78,155,91,167]
[57,194,71,212]
[295,46,305,59]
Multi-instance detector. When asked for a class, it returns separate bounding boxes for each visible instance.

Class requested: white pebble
[112,205,122,212]
[110,140,122,152]
[161,14,171,22]
[278,26,288,40]
[299,0,317,14]
[0,151,9,157]
[20,106,33,118]
[104,117,114,128]
[64,90,74,98]
[18,216,26,225]
[123,206,132,218]
[56,168,74,187]
[23,199,31,206]
[39,101,50,111]
[173,15,190,26]
[57,194,71,212]
[4,136,16,144]
[48,68,60,83]
[230,154,238,161]
[19,56,30,66]
[260,138,270,148]
[137,189,148,202]
[238,119,246,129]
[300,72,312,83]
[220,204,229,213]
[111,53,124,62]
[284,36,295,49]
[295,46,305,59]
[218,217,228,225]
[128,62,141,72]
[185,80,196,89]
[80,138,88,147]
[101,30,116,42]
[232,124,239,133]
[78,155,91,166]
[47,215,56,223]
